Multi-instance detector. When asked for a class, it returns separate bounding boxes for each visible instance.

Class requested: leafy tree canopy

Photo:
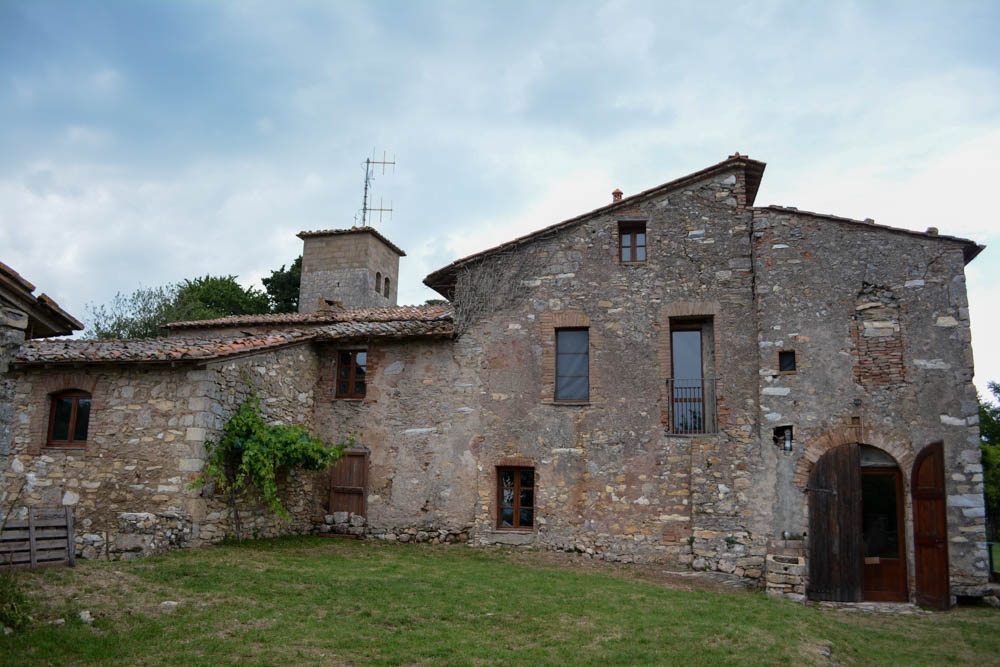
[979,381,1000,540]
[262,256,302,313]
[85,275,269,339]
[176,275,270,320]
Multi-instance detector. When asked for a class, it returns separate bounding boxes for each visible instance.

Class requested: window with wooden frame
[47,390,91,447]
[336,350,367,399]
[555,328,589,401]
[619,221,646,263]
[497,467,534,529]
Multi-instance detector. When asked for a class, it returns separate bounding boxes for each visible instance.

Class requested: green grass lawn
[2,537,998,665]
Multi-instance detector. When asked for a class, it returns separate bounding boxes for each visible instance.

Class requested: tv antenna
[359,149,395,226]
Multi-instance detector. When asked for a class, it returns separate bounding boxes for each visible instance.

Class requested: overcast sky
[1,1,998,394]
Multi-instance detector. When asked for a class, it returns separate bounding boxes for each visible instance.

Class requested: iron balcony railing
[666,378,719,435]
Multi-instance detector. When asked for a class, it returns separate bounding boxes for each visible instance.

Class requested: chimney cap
[612,188,623,202]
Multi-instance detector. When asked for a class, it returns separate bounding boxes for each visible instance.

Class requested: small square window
[336,350,368,398]
[619,222,646,263]
[497,466,534,529]
[779,350,796,373]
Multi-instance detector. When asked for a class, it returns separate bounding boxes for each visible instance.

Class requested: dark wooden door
[807,443,863,602]
[861,468,908,601]
[912,442,949,609]
[329,450,368,517]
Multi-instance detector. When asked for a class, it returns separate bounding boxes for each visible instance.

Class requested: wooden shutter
[807,443,863,602]
[912,442,949,609]
[328,451,368,517]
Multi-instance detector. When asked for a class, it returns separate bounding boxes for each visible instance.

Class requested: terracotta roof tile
[15,310,455,365]
[314,318,454,341]
[13,330,316,365]
[296,226,406,256]
[163,304,452,329]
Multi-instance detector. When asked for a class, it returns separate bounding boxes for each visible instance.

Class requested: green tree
[262,256,301,313]
[176,275,270,320]
[85,275,269,339]
[980,381,1000,540]
[85,284,199,339]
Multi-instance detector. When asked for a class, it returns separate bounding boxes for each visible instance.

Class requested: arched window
[375,272,382,293]
[47,389,91,447]
[383,277,390,298]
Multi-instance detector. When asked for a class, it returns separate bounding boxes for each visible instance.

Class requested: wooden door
[328,450,368,517]
[861,468,908,601]
[807,443,863,602]
[912,442,949,609]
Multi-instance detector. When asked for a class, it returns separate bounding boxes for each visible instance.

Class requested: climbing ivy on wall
[193,394,347,541]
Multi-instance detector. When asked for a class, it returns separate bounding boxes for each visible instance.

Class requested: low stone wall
[765,554,807,600]
[75,511,193,560]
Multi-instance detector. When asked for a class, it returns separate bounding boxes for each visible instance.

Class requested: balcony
[666,378,719,435]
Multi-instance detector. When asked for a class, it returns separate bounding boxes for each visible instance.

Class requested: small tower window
[383,277,390,298]
[375,272,382,293]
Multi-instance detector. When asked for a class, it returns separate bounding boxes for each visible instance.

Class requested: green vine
[192,394,347,537]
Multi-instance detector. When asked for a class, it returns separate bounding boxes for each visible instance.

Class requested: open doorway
[807,443,908,602]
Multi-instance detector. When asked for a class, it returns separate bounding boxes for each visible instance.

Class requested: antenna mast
[360,149,395,226]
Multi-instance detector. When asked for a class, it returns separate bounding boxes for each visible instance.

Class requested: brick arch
[793,424,914,491]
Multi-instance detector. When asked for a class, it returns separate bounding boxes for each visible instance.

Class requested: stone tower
[297,227,406,312]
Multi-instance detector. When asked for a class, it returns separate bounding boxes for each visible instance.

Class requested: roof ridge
[756,206,984,264]
[423,154,765,297]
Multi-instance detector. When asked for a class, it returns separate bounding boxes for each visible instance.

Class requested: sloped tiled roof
[314,318,454,341]
[0,261,83,338]
[296,226,406,256]
[13,330,316,365]
[15,307,455,366]
[163,304,452,330]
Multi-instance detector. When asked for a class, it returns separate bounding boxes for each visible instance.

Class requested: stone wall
[2,342,327,559]
[752,208,989,597]
[449,167,763,567]
[0,305,27,458]
[312,338,480,537]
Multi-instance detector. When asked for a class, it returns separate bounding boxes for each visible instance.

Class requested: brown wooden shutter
[807,443,863,602]
[328,451,368,517]
[912,441,949,609]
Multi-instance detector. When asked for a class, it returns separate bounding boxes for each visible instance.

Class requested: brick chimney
[612,188,623,203]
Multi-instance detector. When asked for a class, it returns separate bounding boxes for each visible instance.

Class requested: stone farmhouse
[1,154,991,607]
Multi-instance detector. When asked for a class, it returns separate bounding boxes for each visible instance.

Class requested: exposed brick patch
[852,285,905,386]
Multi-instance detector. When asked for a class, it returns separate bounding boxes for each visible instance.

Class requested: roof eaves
[296,226,406,257]
[758,206,985,265]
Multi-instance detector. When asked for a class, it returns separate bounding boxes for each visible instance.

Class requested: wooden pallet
[0,507,75,569]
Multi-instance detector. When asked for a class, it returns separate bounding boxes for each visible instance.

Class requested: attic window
[779,350,797,373]
[619,222,646,263]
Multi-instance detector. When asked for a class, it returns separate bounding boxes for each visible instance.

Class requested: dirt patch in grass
[504,546,753,595]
